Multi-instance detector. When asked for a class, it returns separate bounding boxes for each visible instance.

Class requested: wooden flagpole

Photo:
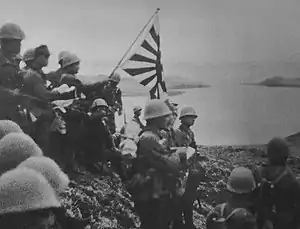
[109,8,160,77]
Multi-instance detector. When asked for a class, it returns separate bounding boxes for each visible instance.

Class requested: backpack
[208,203,257,229]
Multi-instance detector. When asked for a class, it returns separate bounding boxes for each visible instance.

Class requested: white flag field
[118,10,168,99]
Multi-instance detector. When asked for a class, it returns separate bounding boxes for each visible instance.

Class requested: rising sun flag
[110,9,167,99]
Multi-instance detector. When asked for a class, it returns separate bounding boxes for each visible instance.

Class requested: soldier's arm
[31,74,62,102]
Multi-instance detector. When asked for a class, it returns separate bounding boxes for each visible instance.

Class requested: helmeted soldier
[0,167,62,228]
[120,105,145,139]
[100,72,123,134]
[58,52,105,99]
[206,167,258,229]
[162,99,179,147]
[46,50,70,88]
[0,23,25,90]
[80,98,124,175]
[175,106,198,150]
[21,48,35,71]
[21,45,75,155]
[254,137,300,229]
[131,99,184,229]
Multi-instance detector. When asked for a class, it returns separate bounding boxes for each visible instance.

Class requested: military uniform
[206,167,258,229]
[0,50,23,90]
[46,68,63,88]
[175,123,197,150]
[133,125,182,229]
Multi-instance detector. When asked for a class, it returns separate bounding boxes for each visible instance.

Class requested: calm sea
[115,84,300,146]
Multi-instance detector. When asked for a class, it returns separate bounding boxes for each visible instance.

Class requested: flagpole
[109,8,160,77]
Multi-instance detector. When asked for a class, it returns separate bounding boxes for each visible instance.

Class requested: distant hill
[77,74,209,97]
[243,76,300,87]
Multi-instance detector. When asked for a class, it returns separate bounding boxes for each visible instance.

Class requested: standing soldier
[21,48,36,72]
[174,106,199,229]
[175,106,198,150]
[101,73,123,134]
[0,22,25,90]
[59,52,104,99]
[131,99,184,229]
[21,45,75,155]
[120,105,145,138]
[46,50,70,88]
[162,99,179,147]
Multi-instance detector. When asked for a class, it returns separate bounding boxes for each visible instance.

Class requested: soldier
[131,99,184,229]
[175,106,198,150]
[100,72,123,134]
[120,105,145,139]
[162,99,179,147]
[21,45,75,155]
[82,98,124,175]
[206,167,258,229]
[254,137,300,229]
[0,23,25,90]
[0,167,62,228]
[59,52,105,99]
[174,106,200,229]
[21,48,35,71]
[46,50,70,88]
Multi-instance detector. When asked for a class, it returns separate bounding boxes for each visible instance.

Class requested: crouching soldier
[253,137,300,229]
[130,99,184,229]
[18,156,90,228]
[206,167,258,229]
[81,98,123,176]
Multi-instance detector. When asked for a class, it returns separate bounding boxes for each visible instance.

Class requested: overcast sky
[1,0,300,74]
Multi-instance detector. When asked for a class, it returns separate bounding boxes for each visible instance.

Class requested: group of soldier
[0,21,299,229]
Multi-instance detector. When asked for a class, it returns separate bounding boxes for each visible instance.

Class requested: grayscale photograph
[0,0,298,228]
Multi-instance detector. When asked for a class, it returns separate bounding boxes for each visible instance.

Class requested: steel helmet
[0,167,60,215]
[0,133,43,175]
[0,120,23,140]
[58,51,70,62]
[143,99,172,120]
[227,167,256,194]
[18,156,70,195]
[61,53,80,69]
[133,106,142,113]
[179,106,198,119]
[91,98,108,109]
[22,48,35,62]
[0,23,25,40]
[266,137,289,164]
[109,72,121,83]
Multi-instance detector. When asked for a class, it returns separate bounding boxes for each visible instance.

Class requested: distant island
[243,76,300,88]
[78,74,209,97]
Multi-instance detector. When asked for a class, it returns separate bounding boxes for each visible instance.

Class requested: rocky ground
[60,145,300,229]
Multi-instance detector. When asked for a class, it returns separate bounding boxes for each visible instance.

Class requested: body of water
[115,84,300,146]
